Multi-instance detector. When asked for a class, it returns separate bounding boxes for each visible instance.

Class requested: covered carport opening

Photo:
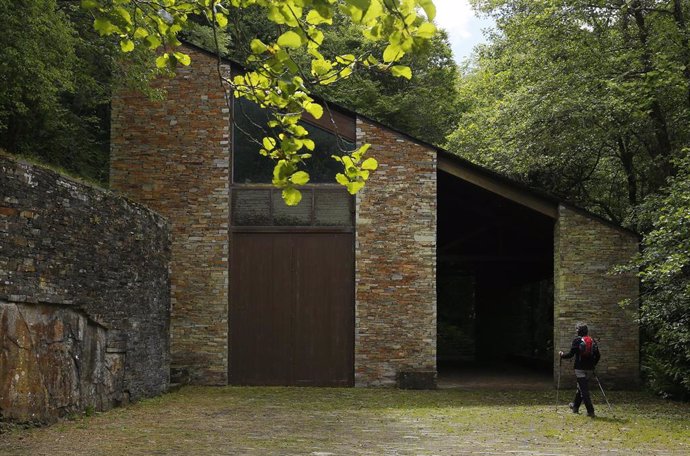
[437,157,558,386]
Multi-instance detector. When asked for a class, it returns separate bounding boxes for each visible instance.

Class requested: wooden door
[229,232,354,386]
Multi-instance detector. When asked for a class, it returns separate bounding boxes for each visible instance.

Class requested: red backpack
[580,336,593,357]
[579,336,600,364]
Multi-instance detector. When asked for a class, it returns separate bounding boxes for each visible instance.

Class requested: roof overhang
[438,151,559,219]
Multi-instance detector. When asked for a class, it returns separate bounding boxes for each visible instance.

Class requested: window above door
[232,97,356,184]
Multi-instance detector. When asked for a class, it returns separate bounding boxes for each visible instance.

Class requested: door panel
[230,232,354,386]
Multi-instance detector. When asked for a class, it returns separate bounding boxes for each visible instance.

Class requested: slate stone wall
[0,155,170,421]
[110,46,231,385]
[355,117,437,387]
[554,205,640,388]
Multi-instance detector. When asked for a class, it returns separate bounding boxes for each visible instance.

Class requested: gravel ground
[1,387,688,456]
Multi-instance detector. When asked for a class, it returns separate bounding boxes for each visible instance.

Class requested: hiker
[559,323,600,418]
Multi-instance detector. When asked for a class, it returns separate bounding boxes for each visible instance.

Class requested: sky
[431,0,495,63]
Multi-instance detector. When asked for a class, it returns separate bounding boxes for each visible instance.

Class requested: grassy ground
[1,387,688,455]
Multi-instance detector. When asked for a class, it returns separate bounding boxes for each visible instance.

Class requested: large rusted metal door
[229,232,354,386]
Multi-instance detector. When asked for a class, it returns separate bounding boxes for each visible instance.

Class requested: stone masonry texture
[554,205,640,388]
[355,118,437,387]
[0,155,170,421]
[111,46,230,385]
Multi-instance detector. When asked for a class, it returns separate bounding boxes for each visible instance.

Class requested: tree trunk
[617,135,638,207]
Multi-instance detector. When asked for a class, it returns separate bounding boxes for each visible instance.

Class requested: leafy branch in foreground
[82,0,438,205]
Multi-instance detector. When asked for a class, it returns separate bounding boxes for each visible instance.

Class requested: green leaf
[81,0,98,9]
[352,143,371,161]
[419,0,437,21]
[155,54,169,68]
[390,65,412,80]
[263,137,276,151]
[336,54,356,65]
[290,171,310,185]
[145,34,161,49]
[250,39,268,54]
[216,12,228,28]
[383,43,403,63]
[304,102,323,119]
[94,17,119,36]
[115,6,132,25]
[312,58,333,76]
[277,31,302,49]
[173,52,191,66]
[267,5,286,24]
[303,139,315,151]
[282,187,303,206]
[133,27,149,39]
[306,9,332,25]
[273,160,294,186]
[335,173,350,186]
[120,39,135,53]
[416,22,437,39]
[361,157,379,170]
[362,0,383,23]
[346,181,365,194]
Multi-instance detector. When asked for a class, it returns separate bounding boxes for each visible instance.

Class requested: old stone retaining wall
[554,205,640,387]
[0,155,170,422]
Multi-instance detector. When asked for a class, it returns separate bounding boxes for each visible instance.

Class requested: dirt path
[1,387,688,455]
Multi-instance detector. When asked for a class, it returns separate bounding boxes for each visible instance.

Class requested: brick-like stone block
[554,205,639,388]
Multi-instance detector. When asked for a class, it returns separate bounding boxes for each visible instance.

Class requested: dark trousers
[573,374,595,415]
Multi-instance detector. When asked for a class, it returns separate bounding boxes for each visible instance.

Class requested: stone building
[111,43,639,389]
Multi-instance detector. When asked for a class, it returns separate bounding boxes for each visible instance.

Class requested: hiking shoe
[568,403,579,414]
[587,412,596,418]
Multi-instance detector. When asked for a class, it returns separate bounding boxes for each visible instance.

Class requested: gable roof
[179,40,638,237]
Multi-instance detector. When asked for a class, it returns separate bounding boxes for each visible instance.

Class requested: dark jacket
[562,336,600,370]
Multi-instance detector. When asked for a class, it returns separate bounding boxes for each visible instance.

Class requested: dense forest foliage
[0,0,687,398]
[0,0,161,183]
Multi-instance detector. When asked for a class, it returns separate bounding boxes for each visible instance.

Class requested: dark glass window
[233,98,355,184]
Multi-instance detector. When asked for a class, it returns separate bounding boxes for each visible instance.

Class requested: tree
[0,0,160,183]
[314,18,460,146]
[83,0,439,204]
[448,0,690,224]
[633,152,690,399]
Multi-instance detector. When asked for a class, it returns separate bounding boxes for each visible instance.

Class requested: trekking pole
[593,371,613,415]
[555,356,562,412]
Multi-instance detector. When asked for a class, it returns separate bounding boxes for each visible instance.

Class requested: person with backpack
[559,323,600,418]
